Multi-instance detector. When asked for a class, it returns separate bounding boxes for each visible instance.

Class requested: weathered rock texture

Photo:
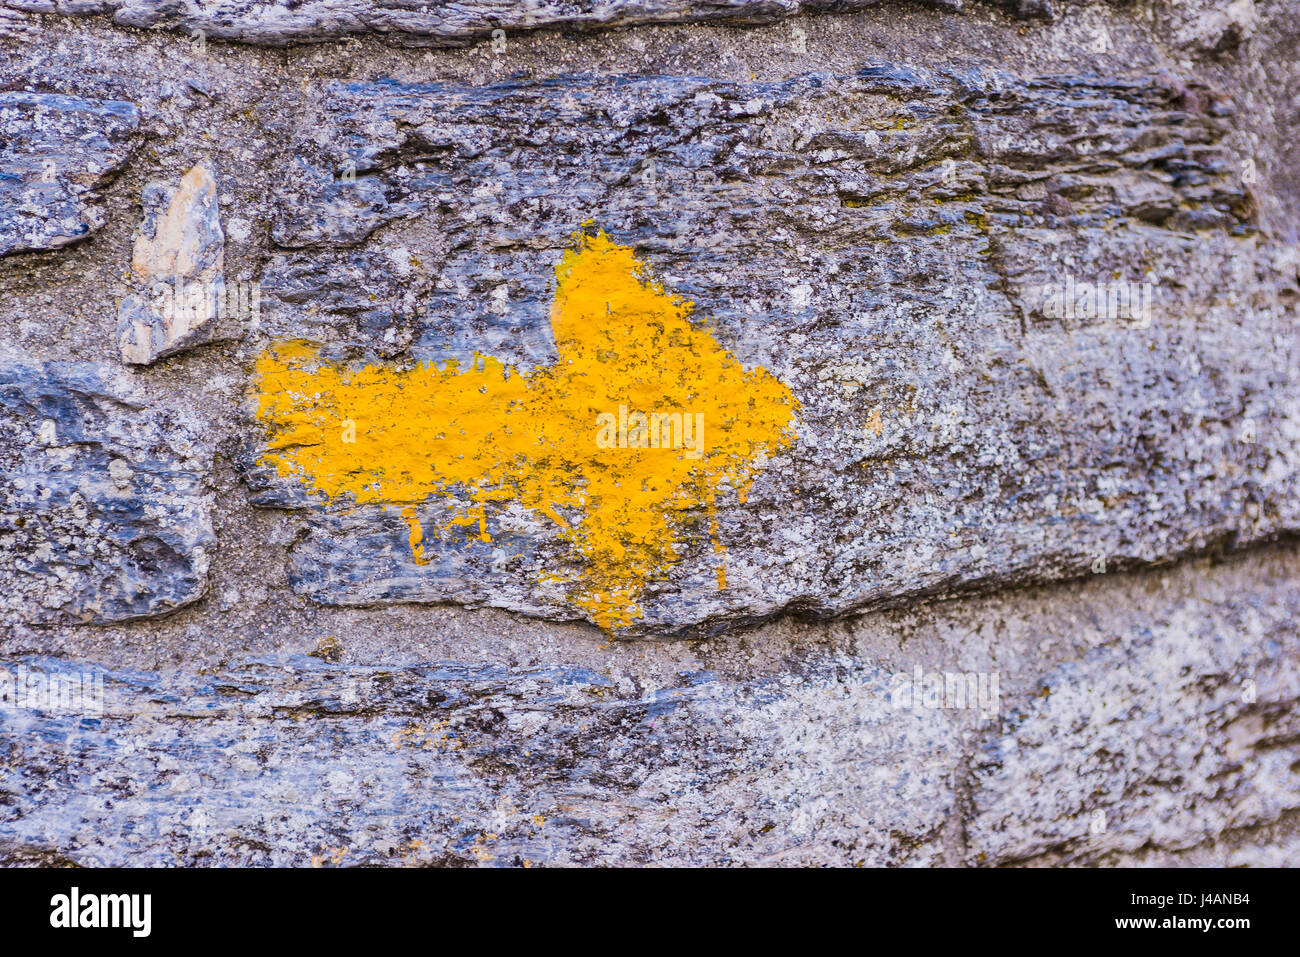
[3,545,1296,866]
[244,66,1297,634]
[117,160,228,364]
[0,361,215,623]
[0,0,1297,866]
[0,91,138,256]
[1,0,983,47]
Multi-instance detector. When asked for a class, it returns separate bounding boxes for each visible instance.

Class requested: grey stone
[117,160,232,365]
[1,0,1298,869]
[246,67,1299,635]
[1,543,1294,866]
[0,651,953,865]
[0,0,989,48]
[0,91,139,257]
[0,360,215,624]
[968,568,1300,865]
[270,156,421,249]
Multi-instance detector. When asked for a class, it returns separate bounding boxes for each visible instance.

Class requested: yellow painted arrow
[253,230,799,630]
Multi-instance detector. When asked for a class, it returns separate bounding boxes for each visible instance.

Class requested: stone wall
[0,0,1297,865]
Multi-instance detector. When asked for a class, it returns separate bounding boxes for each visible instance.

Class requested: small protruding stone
[117,161,227,365]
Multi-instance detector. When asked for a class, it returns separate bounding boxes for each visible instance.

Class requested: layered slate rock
[0,361,215,624]
[0,91,139,257]
[967,567,1300,865]
[0,0,978,47]
[2,547,1295,866]
[0,651,958,865]
[2,0,1297,872]
[245,66,1300,635]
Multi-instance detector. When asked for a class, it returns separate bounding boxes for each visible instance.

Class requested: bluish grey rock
[968,573,1300,865]
[0,360,215,624]
[0,651,965,865]
[2,543,1295,866]
[1,0,1297,870]
[0,0,977,47]
[247,67,1299,635]
[0,91,139,257]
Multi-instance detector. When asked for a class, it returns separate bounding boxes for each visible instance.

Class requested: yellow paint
[471,833,494,863]
[400,506,430,566]
[253,229,799,630]
[311,846,348,867]
[866,406,883,437]
[391,720,461,751]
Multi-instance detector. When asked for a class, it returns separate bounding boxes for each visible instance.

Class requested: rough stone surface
[246,66,1298,634]
[0,0,1297,867]
[0,360,215,624]
[2,544,1294,866]
[969,589,1300,866]
[0,0,979,47]
[117,160,229,364]
[0,91,138,256]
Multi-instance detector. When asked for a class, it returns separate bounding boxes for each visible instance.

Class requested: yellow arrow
[253,229,799,630]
